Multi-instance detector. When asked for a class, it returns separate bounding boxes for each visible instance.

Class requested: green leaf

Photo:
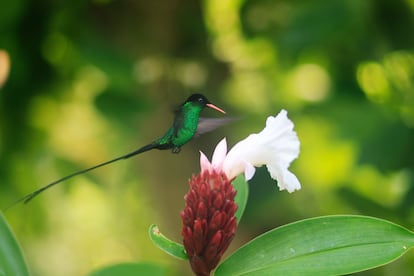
[215,215,414,275]
[89,262,166,276]
[148,224,188,260]
[0,212,30,276]
[233,175,249,223]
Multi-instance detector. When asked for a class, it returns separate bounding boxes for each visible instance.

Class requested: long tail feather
[4,143,158,210]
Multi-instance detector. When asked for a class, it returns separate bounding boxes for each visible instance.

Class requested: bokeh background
[1,0,414,275]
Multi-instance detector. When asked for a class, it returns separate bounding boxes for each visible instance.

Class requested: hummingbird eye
[187,93,209,105]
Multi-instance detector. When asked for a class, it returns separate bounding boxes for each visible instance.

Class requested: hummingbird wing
[195,117,239,137]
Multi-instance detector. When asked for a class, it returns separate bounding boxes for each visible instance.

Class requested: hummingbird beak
[206,103,226,114]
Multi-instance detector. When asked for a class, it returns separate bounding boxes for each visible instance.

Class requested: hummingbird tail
[3,143,159,210]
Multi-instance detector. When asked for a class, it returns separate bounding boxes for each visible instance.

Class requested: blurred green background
[1,0,414,275]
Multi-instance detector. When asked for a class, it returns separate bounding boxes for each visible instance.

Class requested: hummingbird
[8,93,231,207]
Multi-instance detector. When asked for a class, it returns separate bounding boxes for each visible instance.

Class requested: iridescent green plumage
[155,99,204,151]
[8,94,228,207]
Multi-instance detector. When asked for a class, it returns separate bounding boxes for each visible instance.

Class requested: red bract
[181,170,237,276]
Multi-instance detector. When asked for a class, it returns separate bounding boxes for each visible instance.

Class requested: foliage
[215,215,414,275]
[89,262,166,276]
[0,213,29,276]
[1,0,414,275]
[148,176,414,275]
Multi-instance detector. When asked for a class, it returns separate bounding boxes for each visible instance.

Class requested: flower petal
[222,110,301,191]
[200,151,212,172]
[266,165,301,192]
[242,161,255,181]
[212,138,227,169]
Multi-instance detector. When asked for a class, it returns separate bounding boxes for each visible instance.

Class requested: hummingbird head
[186,94,226,114]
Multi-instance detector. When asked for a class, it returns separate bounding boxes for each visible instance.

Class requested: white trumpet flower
[200,110,301,193]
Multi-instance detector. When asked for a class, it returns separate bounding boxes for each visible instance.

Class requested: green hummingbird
[9,93,230,206]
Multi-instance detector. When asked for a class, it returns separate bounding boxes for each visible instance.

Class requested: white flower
[200,109,301,193]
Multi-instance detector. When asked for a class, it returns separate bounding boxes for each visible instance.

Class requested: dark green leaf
[0,213,30,276]
[233,175,249,223]
[89,262,166,276]
[148,224,187,260]
[215,215,414,275]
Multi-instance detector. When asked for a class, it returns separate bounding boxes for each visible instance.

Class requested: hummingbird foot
[172,147,181,153]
